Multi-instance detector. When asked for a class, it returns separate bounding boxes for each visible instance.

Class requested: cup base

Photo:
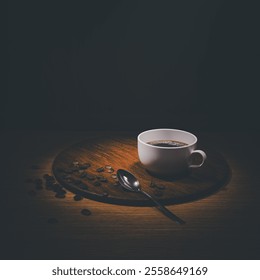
[146,169,190,181]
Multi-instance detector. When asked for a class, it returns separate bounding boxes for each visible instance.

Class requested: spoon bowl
[117,169,185,225]
[117,169,141,192]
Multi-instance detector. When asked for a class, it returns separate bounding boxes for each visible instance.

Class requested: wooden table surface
[1,131,260,260]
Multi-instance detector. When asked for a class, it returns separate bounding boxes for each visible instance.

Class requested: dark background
[4,0,260,261]
[6,0,260,131]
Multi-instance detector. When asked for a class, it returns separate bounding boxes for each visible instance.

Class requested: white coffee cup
[137,128,206,177]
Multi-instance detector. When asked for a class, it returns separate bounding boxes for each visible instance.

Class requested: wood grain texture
[53,136,230,205]
[1,131,260,260]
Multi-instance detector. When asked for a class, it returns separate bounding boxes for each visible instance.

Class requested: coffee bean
[80,163,91,169]
[48,218,58,224]
[78,169,85,174]
[97,176,107,183]
[55,192,66,198]
[45,175,55,182]
[111,174,117,179]
[45,181,54,190]
[72,161,79,166]
[52,183,63,193]
[96,167,104,172]
[58,189,66,195]
[55,193,66,199]
[100,178,108,183]
[93,181,101,187]
[28,190,37,197]
[74,194,83,201]
[81,209,91,216]
[107,168,114,173]
[105,165,112,169]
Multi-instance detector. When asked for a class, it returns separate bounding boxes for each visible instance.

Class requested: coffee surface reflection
[147,140,188,148]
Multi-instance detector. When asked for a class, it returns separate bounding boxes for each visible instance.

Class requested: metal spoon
[117,169,185,225]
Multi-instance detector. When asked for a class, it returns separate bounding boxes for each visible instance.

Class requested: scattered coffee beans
[79,172,87,178]
[80,163,91,169]
[74,194,83,201]
[107,168,114,173]
[93,181,101,187]
[55,192,66,199]
[96,167,104,172]
[81,209,92,216]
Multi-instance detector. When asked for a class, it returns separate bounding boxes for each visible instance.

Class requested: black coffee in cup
[147,140,188,148]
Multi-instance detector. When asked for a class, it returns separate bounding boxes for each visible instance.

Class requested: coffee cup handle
[188,150,207,168]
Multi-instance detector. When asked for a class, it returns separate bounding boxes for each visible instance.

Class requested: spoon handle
[141,190,185,225]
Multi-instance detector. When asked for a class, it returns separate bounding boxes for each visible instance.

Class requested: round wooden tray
[52,136,231,206]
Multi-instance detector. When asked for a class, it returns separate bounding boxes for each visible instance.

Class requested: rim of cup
[138,128,197,149]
